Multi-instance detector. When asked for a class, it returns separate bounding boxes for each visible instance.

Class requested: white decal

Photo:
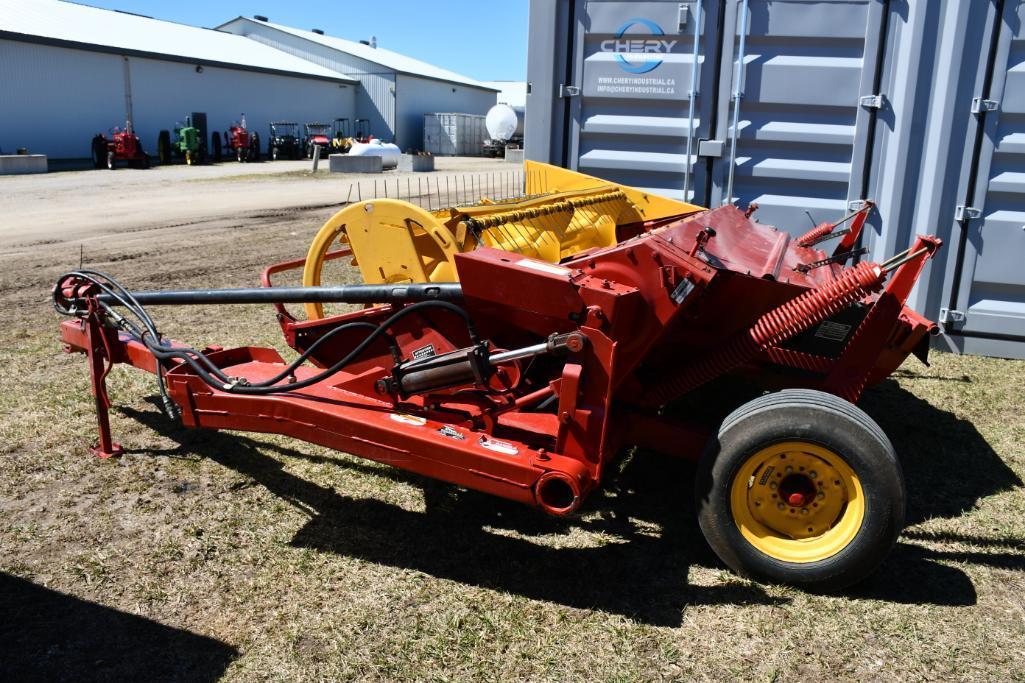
[390,413,427,426]
[478,435,519,456]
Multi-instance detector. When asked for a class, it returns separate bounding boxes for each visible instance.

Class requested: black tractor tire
[271,146,279,161]
[90,136,106,169]
[250,133,260,162]
[138,151,150,169]
[157,130,172,164]
[695,388,904,591]
[106,150,116,170]
[211,134,222,163]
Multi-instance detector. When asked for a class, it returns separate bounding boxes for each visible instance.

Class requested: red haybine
[55,191,940,590]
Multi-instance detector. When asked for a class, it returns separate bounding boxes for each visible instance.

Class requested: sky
[80,0,529,81]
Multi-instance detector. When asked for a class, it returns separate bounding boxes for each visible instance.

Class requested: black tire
[695,389,904,591]
[138,150,150,169]
[250,133,260,162]
[90,136,106,169]
[106,150,116,170]
[157,130,172,164]
[211,134,222,163]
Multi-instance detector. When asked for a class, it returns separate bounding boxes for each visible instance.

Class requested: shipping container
[526,0,1025,359]
[423,113,488,156]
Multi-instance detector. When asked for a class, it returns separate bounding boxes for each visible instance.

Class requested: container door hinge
[955,205,981,222]
[847,199,870,212]
[678,3,689,28]
[939,308,966,327]
[859,94,885,109]
[559,85,580,98]
[971,97,999,114]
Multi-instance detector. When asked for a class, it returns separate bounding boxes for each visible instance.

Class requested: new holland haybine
[54,162,941,590]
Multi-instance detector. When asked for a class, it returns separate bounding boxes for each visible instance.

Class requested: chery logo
[600,18,678,74]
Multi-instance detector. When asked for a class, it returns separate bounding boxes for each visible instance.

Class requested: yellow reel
[302,200,458,320]
[301,161,704,320]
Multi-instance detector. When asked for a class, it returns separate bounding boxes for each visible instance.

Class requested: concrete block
[398,154,435,172]
[504,148,525,164]
[0,154,47,175]
[329,154,382,173]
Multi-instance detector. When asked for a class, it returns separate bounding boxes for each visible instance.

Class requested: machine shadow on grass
[122,374,1022,622]
[0,572,236,682]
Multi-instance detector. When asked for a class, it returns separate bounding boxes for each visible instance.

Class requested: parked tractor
[330,118,354,153]
[158,113,208,166]
[224,114,259,163]
[55,161,943,592]
[303,122,332,158]
[268,121,301,160]
[91,122,149,170]
[355,118,371,142]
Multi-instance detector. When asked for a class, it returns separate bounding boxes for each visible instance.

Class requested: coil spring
[646,261,884,406]
[797,222,835,247]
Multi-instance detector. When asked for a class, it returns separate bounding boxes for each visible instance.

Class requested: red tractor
[222,114,260,163]
[90,122,149,170]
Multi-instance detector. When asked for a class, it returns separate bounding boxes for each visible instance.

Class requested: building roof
[0,1,357,84]
[220,17,498,91]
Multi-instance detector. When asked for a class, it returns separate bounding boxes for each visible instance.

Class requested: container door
[709,0,887,232]
[570,0,720,201]
[943,0,1025,358]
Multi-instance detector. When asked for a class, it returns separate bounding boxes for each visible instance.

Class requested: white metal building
[0,1,357,159]
[218,17,498,151]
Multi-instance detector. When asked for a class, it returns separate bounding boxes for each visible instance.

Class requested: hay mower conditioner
[54,163,942,590]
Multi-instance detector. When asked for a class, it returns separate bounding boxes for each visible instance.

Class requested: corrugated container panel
[423,113,486,156]
[709,0,881,233]
[573,0,715,202]
[940,0,1025,358]
[527,0,1025,358]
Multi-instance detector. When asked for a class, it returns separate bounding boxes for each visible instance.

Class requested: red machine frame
[59,202,939,516]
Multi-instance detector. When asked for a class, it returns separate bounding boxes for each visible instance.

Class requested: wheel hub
[729,441,866,563]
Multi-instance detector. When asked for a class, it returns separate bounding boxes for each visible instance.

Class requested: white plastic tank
[485,104,524,143]
[347,139,401,168]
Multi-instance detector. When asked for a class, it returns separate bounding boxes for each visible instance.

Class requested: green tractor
[158,113,208,165]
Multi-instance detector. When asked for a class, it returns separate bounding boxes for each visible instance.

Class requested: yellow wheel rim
[729,441,864,564]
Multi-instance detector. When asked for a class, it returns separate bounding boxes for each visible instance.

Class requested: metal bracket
[955,205,982,222]
[559,84,580,98]
[859,94,885,109]
[971,97,999,114]
[697,139,725,158]
[678,3,689,28]
[847,199,870,212]
[939,308,966,327]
